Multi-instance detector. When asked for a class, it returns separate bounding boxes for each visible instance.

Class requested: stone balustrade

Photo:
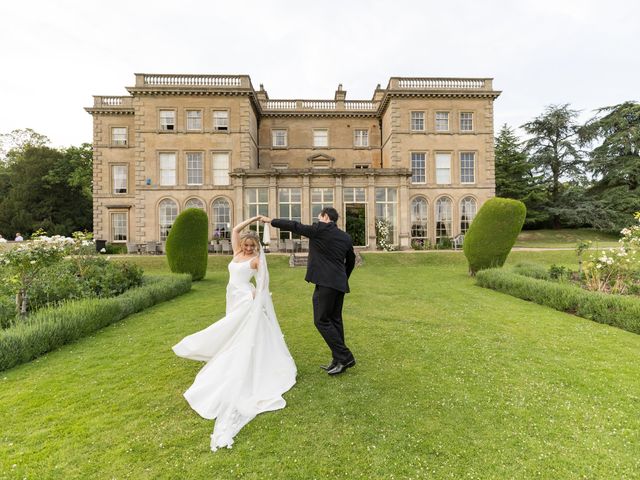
[135,74,250,88]
[391,77,492,90]
[262,99,377,112]
[92,96,133,107]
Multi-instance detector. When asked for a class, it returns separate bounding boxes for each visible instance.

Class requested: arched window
[185,198,205,210]
[212,198,231,240]
[410,197,428,247]
[159,199,178,241]
[435,197,452,244]
[460,197,477,234]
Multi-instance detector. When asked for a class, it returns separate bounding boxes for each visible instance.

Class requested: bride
[172,215,297,451]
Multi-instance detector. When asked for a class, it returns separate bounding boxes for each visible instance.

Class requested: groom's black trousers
[312,285,354,364]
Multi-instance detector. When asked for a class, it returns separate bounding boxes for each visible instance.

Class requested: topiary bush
[165,208,209,281]
[463,197,526,275]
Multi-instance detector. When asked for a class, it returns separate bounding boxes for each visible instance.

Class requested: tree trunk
[16,289,28,316]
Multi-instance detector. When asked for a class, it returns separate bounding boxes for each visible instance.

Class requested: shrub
[166,208,209,281]
[15,257,143,316]
[511,262,550,280]
[463,197,526,275]
[0,297,15,329]
[0,274,192,372]
[476,268,640,335]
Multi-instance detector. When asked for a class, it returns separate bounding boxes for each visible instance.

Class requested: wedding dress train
[172,250,297,451]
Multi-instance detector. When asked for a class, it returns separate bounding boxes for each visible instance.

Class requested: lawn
[514,228,620,249]
[1,252,639,479]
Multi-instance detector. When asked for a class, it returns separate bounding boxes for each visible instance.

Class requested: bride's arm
[231,216,261,253]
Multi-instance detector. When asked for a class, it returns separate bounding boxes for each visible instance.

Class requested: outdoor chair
[284,238,294,253]
[145,241,158,255]
[452,234,465,250]
[220,239,232,254]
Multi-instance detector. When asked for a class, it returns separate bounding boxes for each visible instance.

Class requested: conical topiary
[165,208,209,281]
[463,197,526,275]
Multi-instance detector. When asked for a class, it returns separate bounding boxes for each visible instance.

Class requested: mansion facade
[86,73,501,250]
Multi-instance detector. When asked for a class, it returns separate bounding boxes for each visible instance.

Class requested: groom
[261,208,356,375]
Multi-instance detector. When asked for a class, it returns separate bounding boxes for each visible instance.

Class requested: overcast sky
[1,0,638,148]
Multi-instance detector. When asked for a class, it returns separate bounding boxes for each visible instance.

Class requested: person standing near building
[261,207,357,375]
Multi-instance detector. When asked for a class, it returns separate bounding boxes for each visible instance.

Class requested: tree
[0,145,92,237]
[522,105,586,228]
[579,101,640,231]
[0,128,50,163]
[494,124,547,227]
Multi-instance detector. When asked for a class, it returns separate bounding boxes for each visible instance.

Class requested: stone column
[302,173,311,224]
[367,173,377,250]
[398,175,410,249]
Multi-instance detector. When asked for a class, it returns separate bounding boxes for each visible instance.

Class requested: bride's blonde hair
[240,230,261,250]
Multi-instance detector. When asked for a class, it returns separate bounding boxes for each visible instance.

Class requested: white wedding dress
[172,250,297,451]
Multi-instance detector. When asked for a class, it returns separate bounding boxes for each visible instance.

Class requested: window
[354,129,369,147]
[435,112,449,132]
[111,212,127,242]
[354,164,370,169]
[186,152,203,185]
[460,112,473,132]
[159,199,178,241]
[111,127,127,146]
[311,188,334,220]
[411,112,425,131]
[112,165,127,194]
[159,110,175,131]
[278,188,302,239]
[213,111,229,131]
[314,129,329,148]
[212,152,230,185]
[185,198,205,210]
[343,187,366,203]
[460,152,476,183]
[186,110,202,131]
[272,129,287,147]
[212,198,231,239]
[435,153,451,184]
[245,188,268,236]
[375,188,398,246]
[411,197,428,246]
[411,152,426,183]
[460,197,477,234]
[159,153,176,186]
[435,197,452,243]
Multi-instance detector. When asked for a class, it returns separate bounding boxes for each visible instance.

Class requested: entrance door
[345,203,367,247]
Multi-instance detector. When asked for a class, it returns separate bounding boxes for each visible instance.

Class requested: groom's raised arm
[261,217,319,238]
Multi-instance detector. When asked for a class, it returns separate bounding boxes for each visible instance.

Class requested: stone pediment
[307,153,335,169]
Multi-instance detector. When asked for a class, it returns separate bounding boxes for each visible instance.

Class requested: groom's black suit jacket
[271,219,356,293]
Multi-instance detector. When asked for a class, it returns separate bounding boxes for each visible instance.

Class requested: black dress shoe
[320,361,337,371]
[327,359,356,375]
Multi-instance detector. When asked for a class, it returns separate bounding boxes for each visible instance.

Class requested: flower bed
[0,274,192,371]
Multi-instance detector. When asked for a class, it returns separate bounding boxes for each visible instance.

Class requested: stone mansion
[86,73,501,250]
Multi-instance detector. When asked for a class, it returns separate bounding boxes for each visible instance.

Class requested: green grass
[514,228,620,248]
[1,252,639,479]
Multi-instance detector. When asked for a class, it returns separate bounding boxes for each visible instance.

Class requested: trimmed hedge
[166,208,209,281]
[511,262,550,280]
[463,197,526,275]
[0,274,192,372]
[476,268,640,334]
